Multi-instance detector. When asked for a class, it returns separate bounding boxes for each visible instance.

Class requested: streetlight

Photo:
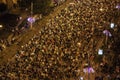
[85,26,94,80]
[103,29,112,46]
[30,2,33,28]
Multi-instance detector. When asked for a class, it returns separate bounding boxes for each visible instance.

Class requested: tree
[33,0,52,15]
[18,0,52,15]
[0,3,7,13]
[18,0,33,9]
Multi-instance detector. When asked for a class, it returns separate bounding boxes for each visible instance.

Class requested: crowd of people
[53,0,66,6]
[0,0,120,80]
[0,0,67,53]
[0,33,20,52]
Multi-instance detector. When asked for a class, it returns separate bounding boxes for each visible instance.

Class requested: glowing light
[116,5,120,9]
[103,30,112,37]
[27,17,35,23]
[83,67,95,73]
[98,49,103,55]
[110,23,115,28]
[100,8,104,11]
[80,77,83,80]
[77,42,81,47]
[19,17,22,20]
[0,25,3,28]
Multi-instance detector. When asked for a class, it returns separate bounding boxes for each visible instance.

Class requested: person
[95,76,103,80]
[95,76,100,80]
[115,75,120,80]
[54,0,59,6]
[106,74,111,80]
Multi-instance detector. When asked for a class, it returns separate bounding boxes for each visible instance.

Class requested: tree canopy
[18,0,52,15]
[0,3,7,13]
